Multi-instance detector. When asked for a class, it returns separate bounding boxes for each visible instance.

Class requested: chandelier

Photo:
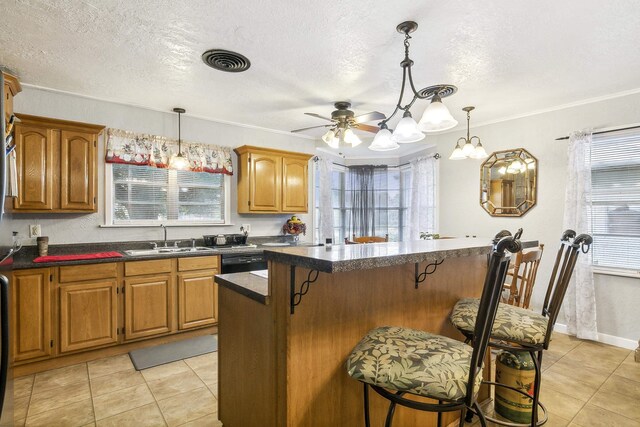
[449,106,488,160]
[370,21,458,151]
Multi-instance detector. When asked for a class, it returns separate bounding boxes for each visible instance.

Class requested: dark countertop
[215,271,269,305]
[264,238,539,273]
[12,237,317,270]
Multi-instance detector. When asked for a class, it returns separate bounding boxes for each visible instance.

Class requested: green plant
[420,232,440,240]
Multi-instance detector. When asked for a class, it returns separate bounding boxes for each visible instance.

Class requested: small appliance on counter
[203,233,248,247]
[203,233,264,274]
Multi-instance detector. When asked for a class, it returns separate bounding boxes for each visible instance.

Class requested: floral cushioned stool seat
[346,326,483,402]
[450,298,548,346]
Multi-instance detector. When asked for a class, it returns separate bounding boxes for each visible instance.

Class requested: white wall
[434,92,640,342]
[11,86,315,245]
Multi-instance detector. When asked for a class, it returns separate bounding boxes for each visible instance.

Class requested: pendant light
[370,21,458,151]
[322,129,339,149]
[168,107,190,170]
[448,106,488,160]
[342,128,363,147]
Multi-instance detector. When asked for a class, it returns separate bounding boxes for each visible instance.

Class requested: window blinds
[590,128,640,270]
[112,164,225,224]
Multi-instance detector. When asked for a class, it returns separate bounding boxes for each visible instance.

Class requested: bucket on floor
[495,350,536,423]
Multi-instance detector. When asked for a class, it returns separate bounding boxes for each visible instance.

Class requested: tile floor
[12,333,640,426]
[14,351,221,427]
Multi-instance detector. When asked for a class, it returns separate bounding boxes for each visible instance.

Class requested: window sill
[593,266,640,279]
[100,223,234,228]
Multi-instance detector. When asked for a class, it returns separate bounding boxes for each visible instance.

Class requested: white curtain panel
[562,130,598,340]
[317,157,334,243]
[407,156,438,241]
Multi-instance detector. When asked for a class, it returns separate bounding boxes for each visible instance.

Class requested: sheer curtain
[406,156,438,241]
[563,130,598,340]
[347,165,388,237]
[317,157,334,243]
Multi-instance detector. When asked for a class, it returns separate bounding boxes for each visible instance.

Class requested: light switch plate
[29,224,42,238]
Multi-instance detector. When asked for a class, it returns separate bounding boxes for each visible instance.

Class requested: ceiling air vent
[201,49,251,73]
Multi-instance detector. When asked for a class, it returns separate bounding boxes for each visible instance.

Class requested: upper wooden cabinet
[234,145,312,214]
[2,71,21,121]
[12,114,104,213]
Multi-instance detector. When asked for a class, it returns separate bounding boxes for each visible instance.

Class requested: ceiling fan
[291,102,386,148]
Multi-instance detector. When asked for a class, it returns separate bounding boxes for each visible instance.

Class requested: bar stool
[449,230,593,426]
[346,234,522,427]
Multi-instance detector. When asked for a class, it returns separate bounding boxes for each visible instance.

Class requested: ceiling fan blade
[291,124,333,133]
[353,123,380,134]
[354,111,386,123]
[304,112,335,122]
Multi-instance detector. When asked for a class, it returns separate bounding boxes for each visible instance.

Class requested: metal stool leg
[529,351,543,427]
[437,400,443,427]
[459,406,468,426]
[363,383,371,427]
[473,401,488,427]
[384,400,398,427]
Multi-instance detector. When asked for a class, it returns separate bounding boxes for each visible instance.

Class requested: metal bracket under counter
[290,265,320,314]
[414,259,444,288]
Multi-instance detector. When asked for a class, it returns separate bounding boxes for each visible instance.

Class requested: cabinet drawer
[59,263,118,283]
[178,256,219,272]
[125,259,173,276]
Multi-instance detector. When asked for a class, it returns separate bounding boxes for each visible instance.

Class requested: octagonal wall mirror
[480,148,537,217]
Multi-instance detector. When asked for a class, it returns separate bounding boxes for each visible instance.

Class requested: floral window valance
[105,128,233,175]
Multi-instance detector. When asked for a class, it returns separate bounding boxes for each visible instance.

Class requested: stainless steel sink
[124,247,216,256]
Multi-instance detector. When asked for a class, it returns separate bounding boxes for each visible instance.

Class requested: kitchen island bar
[216,238,536,426]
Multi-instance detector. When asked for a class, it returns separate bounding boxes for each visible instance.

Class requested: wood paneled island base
[217,240,533,426]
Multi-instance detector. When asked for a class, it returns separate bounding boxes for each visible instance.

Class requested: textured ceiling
[2,0,640,154]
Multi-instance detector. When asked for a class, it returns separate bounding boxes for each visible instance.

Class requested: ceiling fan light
[168,153,190,170]
[392,113,425,143]
[418,96,458,132]
[321,130,335,144]
[343,129,362,147]
[369,127,399,151]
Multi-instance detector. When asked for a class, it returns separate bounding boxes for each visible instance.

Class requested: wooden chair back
[349,234,388,244]
[505,245,544,309]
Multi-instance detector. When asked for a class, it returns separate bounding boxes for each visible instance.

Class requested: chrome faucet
[160,224,168,247]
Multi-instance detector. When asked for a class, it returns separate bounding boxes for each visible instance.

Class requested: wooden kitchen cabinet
[2,71,21,121]
[13,114,104,213]
[11,268,52,362]
[178,256,219,330]
[58,264,119,354]
[234,145,313,214]
[124,259,174,341]
[59,280,119,353]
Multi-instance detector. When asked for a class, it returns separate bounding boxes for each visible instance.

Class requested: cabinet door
[249,153,282,211]
[178,270,218,330]
[14,124,54,210]
[4,82,13,121]
[124,274,173,340]
[12,269,52,362]
[60,130,96,211]
[59,280,118,353]
[282,157,309,213]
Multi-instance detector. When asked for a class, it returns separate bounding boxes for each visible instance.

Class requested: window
[314,164,411,242]
[591,128,640,271]
[107,163,230,225]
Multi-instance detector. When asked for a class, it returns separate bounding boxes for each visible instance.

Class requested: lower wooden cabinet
[178,270,218,330]
[124,274,174,340]
[12,269,52,362]
[59,280,118,353]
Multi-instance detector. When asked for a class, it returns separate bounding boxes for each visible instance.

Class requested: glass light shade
[343,129,362,147]
[322,130,339,149]
[498,166,507,175]
[470,142,488,159]
[392,115,425,143]
[418,97,458,132]
[368,128,399,151]
[461,140,475,157]
[168,153,190,170]
[527,161,536,169]
[449,143,467,160]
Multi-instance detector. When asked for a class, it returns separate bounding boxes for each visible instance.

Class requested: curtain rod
[313,153,440,168]
[555,125,640,141]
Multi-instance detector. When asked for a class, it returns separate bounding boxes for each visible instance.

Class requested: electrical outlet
[29,224,42,238]
[241,224,251,233]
